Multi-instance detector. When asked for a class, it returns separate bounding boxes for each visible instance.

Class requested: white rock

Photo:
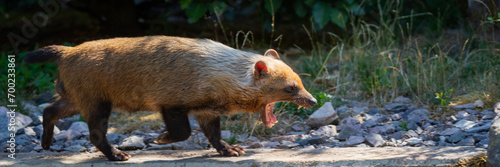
[118,135,145,150]
[406,137,423,146]
[454,120,476,130]
[474,100,484,108]
[306,102,338,128]
[68,122,89,134]
[310,125,337,137]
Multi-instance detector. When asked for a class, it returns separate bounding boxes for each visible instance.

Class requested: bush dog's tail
[24,45,69,64]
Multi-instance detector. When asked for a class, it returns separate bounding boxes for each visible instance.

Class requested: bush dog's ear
[254,61,268,80]
[264,49,280,60]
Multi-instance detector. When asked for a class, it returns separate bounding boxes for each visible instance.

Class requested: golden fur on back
[53,36,301,116]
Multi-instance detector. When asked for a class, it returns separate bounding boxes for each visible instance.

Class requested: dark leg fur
[42,98,79,150]
[86,101,130,161]
[196,115,245,156]
[155,107,191,143]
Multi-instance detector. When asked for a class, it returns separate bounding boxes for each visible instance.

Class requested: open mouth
[260,102,278,128]
[260,98,315,128]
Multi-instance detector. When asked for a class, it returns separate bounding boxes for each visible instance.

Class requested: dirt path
[1,147,485,167]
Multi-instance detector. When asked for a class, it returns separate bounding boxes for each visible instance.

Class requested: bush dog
[24,36,317,161]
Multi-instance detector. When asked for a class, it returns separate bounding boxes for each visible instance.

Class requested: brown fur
[25,36,316,161]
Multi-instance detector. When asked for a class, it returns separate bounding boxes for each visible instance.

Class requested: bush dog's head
[253,49,317,128]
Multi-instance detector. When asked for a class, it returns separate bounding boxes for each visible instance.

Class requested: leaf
[180,0,191,10]
[264,0,283,14]
[208,1,227,14]
[497,12,500,18]
[293,0,307,18]
[186,2,207,23]
[304,0,316,7]
[312,1,333,30]
[330,8,346,29]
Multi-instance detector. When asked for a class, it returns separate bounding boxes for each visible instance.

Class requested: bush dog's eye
[285,86,296,93]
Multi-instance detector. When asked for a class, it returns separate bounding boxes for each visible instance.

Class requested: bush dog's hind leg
[41,98,79,150]
[155,107,191,143]
[196,115,245,156]
[86,101,131,161]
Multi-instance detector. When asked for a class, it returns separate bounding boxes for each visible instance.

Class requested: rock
[172,140,204,150]
[474,100,484,108]
[22,103,41,113]
[55,119,74,131]
[352,106,367,116]
[465,122,491,133]
[487,104,500,166]
[68,122,89,134]
[345,136,365,146]
[38,103,51,110]
[118,135,145,150]
[131,130,145,136]
[407,109,429,124]
[365,133,385,147]
[476,139,488,148]
[107,132,127,145]
[64,145,86,152]
[246,142,263,149]
[455,111,469,120]
[30,112,43,126]
[406,137,423,146]
[423,140,436,146]
[439,127,461,136]
[34,145,43,152]
[278,142,300,149]
[391,113,402,121]
[291,123,310,132]
[24,127,36,136]
[34,91,55,104]
[270,135,298,143]
[394,96,412,104]
[367,108,379,115]
[336,125,361,141]
[363,115,390,128]
[306,102,338,128]
[405,130,419,138]
[148,143,173,150]
[342,117,361,125]
[310,125,337,137]
[296,136,323,146]
[261,141,280,148]
[50,145,63,151]
[221,130,231,139]
[188,115,199,130]
[452,103,474,110]
[390,131,404,140]
[446,130,465,143]
[471,132,488,142]
[482,110,496,120]
[406,121,419,130]
[384,103,409,113]
[0,106,33,134]
[454,120,476,130]
[54,130,81,141]
[336,106,350,116]
[456,137,474,146]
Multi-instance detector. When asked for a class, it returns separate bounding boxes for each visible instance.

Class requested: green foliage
[0,47,58,102]
[223,135,238,145]
[276,92,340,121]
[399,121,408,132]
[487,13,500,23]
[180,0,228,23]
[435,89,453,107]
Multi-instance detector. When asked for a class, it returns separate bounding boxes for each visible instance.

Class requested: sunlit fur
[44,36,313,118]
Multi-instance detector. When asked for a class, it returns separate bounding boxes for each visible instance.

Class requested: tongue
[262,102,277,128]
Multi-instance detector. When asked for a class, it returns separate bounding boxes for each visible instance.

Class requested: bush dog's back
[24,36,317,161]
